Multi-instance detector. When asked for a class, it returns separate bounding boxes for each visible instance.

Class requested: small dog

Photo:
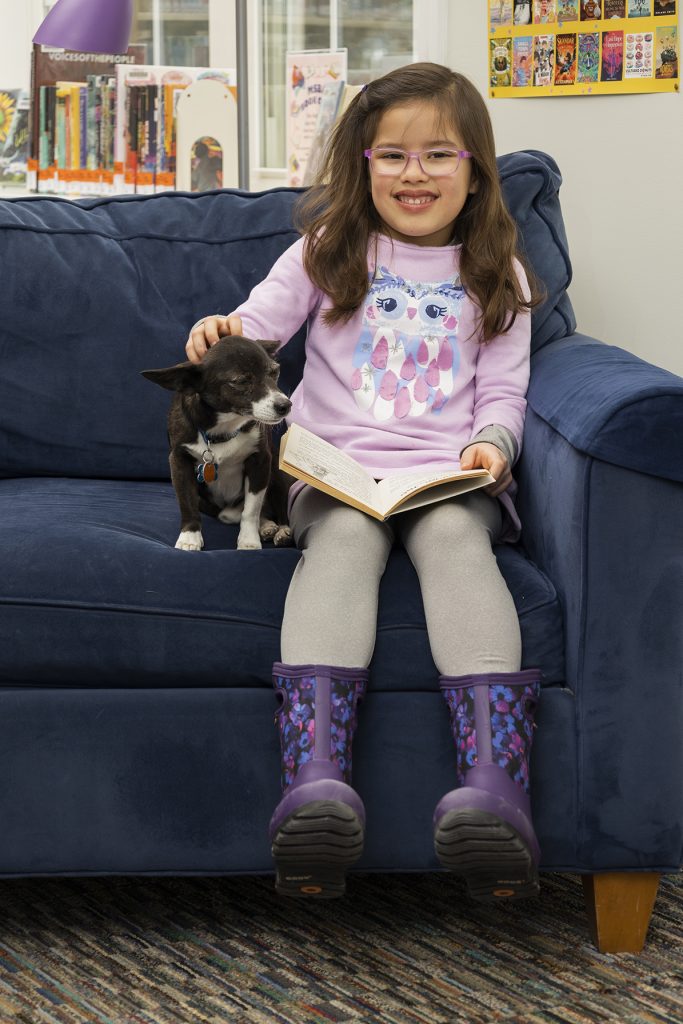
[142,336,293,551]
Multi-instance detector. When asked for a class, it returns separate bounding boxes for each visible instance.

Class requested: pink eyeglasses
[364,147,473,177]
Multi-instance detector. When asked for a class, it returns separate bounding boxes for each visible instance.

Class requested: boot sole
[434,808,539,901]
[271,799,364,898]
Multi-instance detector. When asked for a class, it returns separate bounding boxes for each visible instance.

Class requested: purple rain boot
[433,670,542,901]
[269,662,367,898]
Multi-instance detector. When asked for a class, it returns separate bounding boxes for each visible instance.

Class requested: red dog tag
[202,462,218,483]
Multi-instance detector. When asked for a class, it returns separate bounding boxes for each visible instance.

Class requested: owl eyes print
[350,268,463,421]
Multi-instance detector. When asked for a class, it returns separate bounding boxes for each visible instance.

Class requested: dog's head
[142,337,292,425]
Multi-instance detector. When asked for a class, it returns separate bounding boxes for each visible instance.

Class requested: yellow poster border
[488,5,680,97]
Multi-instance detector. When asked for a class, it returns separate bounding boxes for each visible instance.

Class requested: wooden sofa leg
[582,872,661,953]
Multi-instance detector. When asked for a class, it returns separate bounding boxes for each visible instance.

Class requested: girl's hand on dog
[460,442,511,497]
[186,314,244,363]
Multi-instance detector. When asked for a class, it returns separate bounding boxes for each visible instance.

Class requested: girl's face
[367,100,477,248]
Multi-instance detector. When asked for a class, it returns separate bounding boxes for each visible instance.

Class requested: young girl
[187,63,543,902]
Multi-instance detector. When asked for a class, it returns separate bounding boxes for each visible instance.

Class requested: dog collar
[200,427,241,446]
[196,424,253,484]
[201,419,256,445]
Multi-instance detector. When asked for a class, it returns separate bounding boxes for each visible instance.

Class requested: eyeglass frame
[363,147,473,177]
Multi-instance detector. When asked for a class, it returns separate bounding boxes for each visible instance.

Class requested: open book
[279,423,494,521]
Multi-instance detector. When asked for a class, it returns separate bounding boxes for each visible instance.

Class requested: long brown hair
[295,63,542,342]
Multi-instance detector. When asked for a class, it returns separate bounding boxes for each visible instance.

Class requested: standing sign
[286,50,347,186]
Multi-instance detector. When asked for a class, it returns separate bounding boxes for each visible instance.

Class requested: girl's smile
[368,101,476,247]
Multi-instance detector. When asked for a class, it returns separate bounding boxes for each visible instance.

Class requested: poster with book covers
[534,35,556,82]
[491,37,514,85]
[514,0,533,23]
[488,0,679,94]
[557,0,580,18]
[535,1,557,22]
[491,1,514,27]
[655,24,679,73]
[555,33,578,81]
[581,1,603,19]
[578,32,601,78]
[625,29,655,74]
[602,29,625,76]
[514,37,535,82]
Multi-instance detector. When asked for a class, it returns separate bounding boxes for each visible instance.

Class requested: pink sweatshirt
[235,233,531,533]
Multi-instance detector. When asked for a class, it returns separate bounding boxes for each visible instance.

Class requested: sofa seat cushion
[0,478,564,688]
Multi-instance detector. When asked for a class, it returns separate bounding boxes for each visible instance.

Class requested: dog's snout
[274,396,292,416]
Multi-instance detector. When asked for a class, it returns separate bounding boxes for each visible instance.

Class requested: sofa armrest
[526,333,683,483]
[517,335,683,870]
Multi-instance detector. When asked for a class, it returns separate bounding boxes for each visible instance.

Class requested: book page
[281,425,379,509]
[376,468,492,517]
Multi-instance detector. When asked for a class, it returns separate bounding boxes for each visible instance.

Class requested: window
[260,0,414,171]
[132,0,209,67]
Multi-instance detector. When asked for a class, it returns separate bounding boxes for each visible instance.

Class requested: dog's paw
[259,518,279,541]
[273,525,293,547]
[237,528,262,550]
[175,530,204,551]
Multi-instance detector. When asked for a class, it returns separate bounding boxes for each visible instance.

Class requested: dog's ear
[257,339,280,357]
[141,362,202,393]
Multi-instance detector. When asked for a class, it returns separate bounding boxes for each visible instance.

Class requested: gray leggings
[281,487,521,676]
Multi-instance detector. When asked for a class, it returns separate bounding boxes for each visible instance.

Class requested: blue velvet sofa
[1,150,681,952]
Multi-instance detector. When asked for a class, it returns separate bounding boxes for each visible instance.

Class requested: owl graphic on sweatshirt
[350,267,464,421]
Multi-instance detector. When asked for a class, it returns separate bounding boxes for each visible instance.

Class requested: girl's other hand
[460,442,512,497]
[185,313,244,363]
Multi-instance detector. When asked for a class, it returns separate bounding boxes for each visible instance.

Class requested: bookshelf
[29,45,235,196]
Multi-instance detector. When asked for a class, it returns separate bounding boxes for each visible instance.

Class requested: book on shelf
[279,423,493,522]
[114,65,236,194]
[29,46,235,196]
[29,43,145,193]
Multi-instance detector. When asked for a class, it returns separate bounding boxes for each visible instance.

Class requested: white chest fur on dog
[183,426,261,510]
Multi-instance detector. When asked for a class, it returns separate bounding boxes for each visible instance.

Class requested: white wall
[447,5,683,376]
[0,1,42,90]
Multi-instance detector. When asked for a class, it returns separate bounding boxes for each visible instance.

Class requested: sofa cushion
[0,150,572,482]
[0,478,564,688]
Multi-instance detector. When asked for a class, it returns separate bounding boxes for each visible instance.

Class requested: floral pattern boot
[433,670,542,901]
[269,663,368,898]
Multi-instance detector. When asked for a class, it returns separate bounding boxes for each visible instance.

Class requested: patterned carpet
[0,871,681,1024]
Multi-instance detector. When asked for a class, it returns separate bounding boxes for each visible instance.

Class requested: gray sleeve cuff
[461,425,519,466]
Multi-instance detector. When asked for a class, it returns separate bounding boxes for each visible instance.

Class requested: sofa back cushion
[0,150,573,480]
